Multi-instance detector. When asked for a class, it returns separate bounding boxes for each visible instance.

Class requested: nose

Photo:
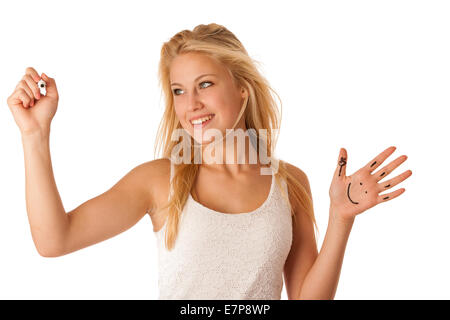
[186,89,203,112]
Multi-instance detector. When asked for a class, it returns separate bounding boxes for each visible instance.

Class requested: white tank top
[153,163,293,299]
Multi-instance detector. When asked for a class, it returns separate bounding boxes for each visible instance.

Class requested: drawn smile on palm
[345,158,393,205]
[346,181,368,205]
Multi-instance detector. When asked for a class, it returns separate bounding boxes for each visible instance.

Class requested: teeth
[191,115,213,125]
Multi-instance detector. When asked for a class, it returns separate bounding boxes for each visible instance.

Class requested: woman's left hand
[329,146,412,223]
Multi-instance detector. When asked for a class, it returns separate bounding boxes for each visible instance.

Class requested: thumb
[335,147,348,179]
[40,72,58,97]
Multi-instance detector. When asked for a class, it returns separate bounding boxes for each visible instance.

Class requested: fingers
[25,67,41,82]
[22,74,41,99]
[373,155,408,181]
[364,146,397,173]
[377,187,406,204]
[15,88,33,109]
[14,72,42,108]
[18,74,41,107]
[15,79,35,106]
[377,169,412,192]
[11,67,40,108]
[334,147,348,179]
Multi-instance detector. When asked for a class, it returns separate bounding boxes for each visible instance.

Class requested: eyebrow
[170,73,217,87]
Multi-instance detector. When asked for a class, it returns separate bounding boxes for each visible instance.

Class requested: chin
[190,127,223,146]
[193,134,215,146]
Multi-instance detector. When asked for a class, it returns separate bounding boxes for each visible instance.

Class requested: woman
[6,23,412,300]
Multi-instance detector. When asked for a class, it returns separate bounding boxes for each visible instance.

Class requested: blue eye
[199,81,213,88]
[173,81,213,96]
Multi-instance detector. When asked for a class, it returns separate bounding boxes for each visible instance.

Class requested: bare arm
[11,67,156,258]
[297,210,353,299]
[22,129,156,257]
[63,159,154,257]
[22,129,69,257]
[283,163,319,299]
[288,147,410,299]
[283,162,352,300]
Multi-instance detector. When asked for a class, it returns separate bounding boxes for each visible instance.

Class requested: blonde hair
[153,23,318,250]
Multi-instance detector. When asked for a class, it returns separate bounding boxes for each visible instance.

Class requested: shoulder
[138,157,171,177]
[281,162,318,300]
[281,161,312,215]
[128,158,171,186]
[282,161,311,197]
[136,158,171,215]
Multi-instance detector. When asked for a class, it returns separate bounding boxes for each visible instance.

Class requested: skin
[284,147,412,300]
[8,66,276,261]
[162,51,277,218]
[169,53,413,299]
[170,52,255,176]
[9,66,412,300]
[329,146,412,222]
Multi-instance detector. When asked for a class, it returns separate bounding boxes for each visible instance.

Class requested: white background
[0,0,448,299]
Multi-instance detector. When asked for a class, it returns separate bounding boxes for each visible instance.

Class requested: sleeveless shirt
[153,164,293,300]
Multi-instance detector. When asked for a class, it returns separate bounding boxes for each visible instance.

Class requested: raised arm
[285,147,412,299]
[8,67,158,257]
[62,161,154,257]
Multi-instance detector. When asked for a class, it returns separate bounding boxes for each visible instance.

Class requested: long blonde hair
[153,23,318,250]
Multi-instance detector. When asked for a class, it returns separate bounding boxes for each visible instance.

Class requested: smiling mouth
[191,114,215,129]
[347,183,359,204]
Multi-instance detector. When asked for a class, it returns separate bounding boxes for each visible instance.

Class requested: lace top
[153,164,293,299]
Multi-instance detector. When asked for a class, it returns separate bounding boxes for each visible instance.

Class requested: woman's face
[170,52,246,144]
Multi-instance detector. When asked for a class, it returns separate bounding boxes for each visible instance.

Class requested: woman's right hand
[7,67,59,136]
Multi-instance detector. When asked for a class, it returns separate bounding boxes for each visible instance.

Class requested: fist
[7,67,59,136]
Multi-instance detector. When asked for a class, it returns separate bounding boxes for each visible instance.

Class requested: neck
[196,125,269,176]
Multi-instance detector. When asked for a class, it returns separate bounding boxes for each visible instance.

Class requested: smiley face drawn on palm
[329,146,412,221]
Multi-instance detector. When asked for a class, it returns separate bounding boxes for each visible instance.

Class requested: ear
[241,87,248,99]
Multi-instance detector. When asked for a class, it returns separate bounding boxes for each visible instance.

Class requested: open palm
[329,146,412,222]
